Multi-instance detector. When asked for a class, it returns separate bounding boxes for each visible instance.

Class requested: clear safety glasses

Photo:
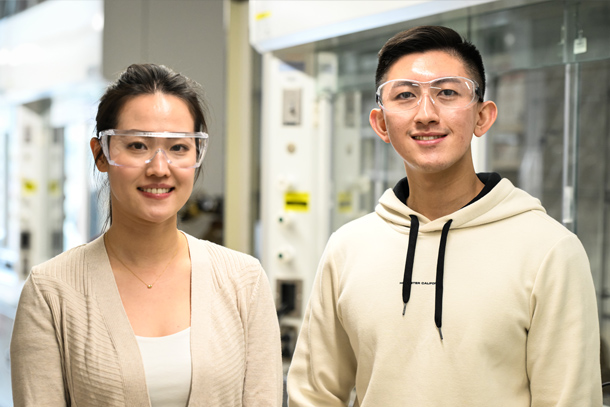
[376,76,483,113]
[97,129,209,169]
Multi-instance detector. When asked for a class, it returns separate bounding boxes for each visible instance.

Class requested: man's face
[370,50,496,177]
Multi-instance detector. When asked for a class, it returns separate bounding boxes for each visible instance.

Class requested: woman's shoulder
[186,234,264,290]
[32,242,88,276]
[188,236,261,270]
[29,236,103,290]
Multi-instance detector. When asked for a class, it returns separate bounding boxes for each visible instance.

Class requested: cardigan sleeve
[287,234,357,407]
[10,274,68,407]
[242,265,283,407]
[527,234,602,406]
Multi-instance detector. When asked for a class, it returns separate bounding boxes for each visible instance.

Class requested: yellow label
[23,179,37,194]
[337,191,352,214]
[255,11,271,21]
[285,191,309,212]
[48,180,60,195]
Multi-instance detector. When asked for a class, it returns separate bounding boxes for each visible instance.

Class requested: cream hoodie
[288,174,601,407]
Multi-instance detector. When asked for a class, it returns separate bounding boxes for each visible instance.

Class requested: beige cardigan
[10,233,283,406]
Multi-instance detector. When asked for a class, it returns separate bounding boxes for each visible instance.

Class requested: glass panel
[569,0,610,64]
[575,59,610,392]
[472,1,570,74]
[487,66,565,218]
[329,45,407,232]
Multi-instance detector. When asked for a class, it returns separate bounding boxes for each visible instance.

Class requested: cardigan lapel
[87,235,151,407]
[185,233,213,405]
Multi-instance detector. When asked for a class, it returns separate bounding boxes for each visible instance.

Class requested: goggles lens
[98,130,208,168]
[376,76,482,112]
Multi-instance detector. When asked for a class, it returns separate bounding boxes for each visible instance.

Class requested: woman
[10,64,283,406]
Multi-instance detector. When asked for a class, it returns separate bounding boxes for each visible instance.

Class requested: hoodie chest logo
[402,281,436,286]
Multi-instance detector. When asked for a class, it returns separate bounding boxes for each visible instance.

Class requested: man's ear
[369,108,390,143]
[474,100,498,138]
[90,138,109,173]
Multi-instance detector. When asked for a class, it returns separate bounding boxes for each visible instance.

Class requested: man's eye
[395,91,416,100]
[438,89,459,97]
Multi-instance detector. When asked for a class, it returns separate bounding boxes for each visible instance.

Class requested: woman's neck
[104,218,183,269]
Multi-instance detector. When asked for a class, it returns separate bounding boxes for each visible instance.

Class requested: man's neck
[405,170,484,221]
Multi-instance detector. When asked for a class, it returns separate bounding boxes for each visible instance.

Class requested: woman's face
[99,93,197,227]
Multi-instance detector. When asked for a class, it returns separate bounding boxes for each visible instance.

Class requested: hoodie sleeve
[287,234,357,407]
[527,233,602,406]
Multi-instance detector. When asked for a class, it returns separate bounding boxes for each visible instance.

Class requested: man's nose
[413,92,439,122]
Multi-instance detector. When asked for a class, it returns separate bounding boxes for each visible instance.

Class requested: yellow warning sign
[284,191,309,212]
[48,180,61,195]
[255,11,271,21]
[337,191,352,214]
[22,179,37,194]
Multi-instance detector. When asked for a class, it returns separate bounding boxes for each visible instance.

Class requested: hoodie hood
[375,173,546,340]
[375,173,546,233]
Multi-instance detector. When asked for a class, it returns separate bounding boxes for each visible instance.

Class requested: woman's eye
[170,144,190,153]
[127,142,147,150]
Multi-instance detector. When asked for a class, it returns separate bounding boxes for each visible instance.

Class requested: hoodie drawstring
[434,219,453,340]
[401,215,453,341]
[402,215,419,316]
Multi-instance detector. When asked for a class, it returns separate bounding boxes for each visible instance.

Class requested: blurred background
[0,0,609,405]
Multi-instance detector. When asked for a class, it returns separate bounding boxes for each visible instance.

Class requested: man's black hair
[375,26,486,99]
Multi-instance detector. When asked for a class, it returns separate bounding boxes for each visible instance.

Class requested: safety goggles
[376,76,483,113]
[97,129,208,169]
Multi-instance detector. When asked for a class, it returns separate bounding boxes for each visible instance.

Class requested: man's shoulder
[326,212,392,254]
[506,206,576,241]
[334,211,385,236]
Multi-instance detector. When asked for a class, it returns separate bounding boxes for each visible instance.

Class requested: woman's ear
[474,100,498,138]
[90,138,109,172]
[369,108,390,143]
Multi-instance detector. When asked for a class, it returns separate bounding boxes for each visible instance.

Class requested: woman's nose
[145,149,172,175]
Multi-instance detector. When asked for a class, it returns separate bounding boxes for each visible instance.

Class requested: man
[287,26,601,406]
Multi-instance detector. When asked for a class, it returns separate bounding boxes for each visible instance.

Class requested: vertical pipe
[1,132,7,247]
[317,90,332,256]
[600,98,609,324]
[561,0,580,233]
[225,0,253,253]
[562,62,580,233]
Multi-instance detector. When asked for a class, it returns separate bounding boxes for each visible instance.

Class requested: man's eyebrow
[432,77,462,85]
[391,80,420,86]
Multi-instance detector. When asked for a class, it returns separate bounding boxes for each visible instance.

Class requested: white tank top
[136,327,192,407]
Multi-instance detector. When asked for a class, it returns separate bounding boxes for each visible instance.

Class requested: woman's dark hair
[375,26,487,99]
[96,63,208,135]
[93,63,208,230]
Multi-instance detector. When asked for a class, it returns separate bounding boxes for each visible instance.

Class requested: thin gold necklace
[105,233,183,289]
